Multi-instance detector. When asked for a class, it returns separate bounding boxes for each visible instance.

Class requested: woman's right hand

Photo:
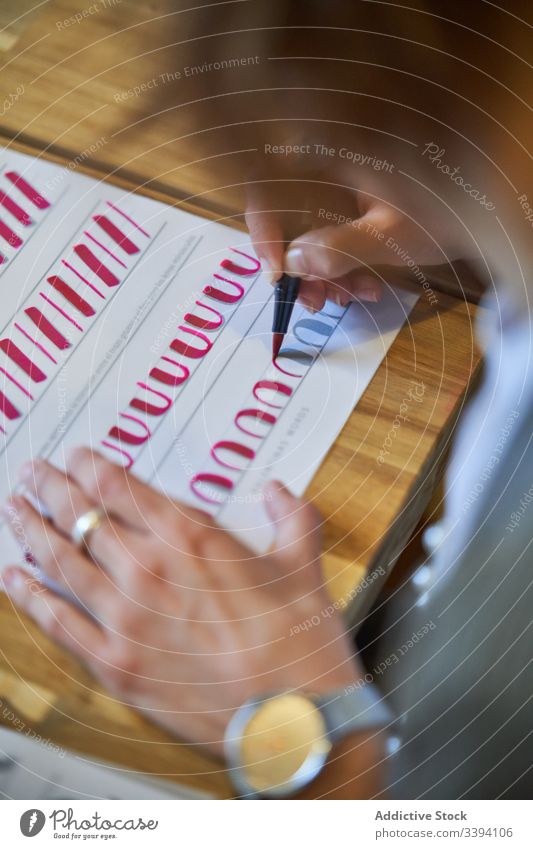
[246,184,470,313]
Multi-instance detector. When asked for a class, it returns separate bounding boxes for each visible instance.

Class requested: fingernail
[299,298,317,315]
[2,568,24,597]
[264,481,286,519]
[260,258,279,285]
[335,290,352,306]
[19,460,42,484]
[358,289,380,303]
[67,445,86,466]
[265,479,286,500]
[285,246,305,275]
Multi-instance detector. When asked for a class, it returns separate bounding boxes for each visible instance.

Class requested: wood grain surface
[0,0,482,797]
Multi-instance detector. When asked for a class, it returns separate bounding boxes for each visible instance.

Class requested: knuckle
[308,241,337,279]
[68,446,91,473]
[34,459,51,490]
[380,206,404,239]
[54,493,79,531]
[299,501,323,539]
[111,606,135,634]
[100,664,129,692]
[306,499,322,523]
[102,643,139,689]
[121,543,161,586]
[41,535,69,577]
[54,505,72,533]
[94,461,125,502]
[128,563,154,594]
[182,512,214,544]
[143,558,166,582]
[108,597,142,635]
[42,605,65,642]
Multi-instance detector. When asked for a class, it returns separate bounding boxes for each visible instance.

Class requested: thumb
[245,207,285,285]
[264,481,322,566]
[284,207,396,281]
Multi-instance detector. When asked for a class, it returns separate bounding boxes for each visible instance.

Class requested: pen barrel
[272,274,301,333]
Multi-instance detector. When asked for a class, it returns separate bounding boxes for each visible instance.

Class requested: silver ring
[71,508,105,553]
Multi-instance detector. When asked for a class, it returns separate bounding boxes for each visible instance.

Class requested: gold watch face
[239,693,331,794]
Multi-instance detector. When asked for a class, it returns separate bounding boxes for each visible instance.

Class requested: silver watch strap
[315,683,394,743]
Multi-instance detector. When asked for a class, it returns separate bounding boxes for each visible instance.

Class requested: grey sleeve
[362,412,533,799]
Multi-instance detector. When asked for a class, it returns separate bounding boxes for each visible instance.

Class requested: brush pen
[271,274,301,360]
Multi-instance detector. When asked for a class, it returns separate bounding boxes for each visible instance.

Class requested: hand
[2,449,358,757]
[246,182,470,313]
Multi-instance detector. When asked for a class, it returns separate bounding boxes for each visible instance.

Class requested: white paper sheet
[0,726,208,799]
[0,149,418,568]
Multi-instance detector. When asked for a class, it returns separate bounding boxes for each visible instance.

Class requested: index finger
[66,448,214,540]
[245,192,285,283]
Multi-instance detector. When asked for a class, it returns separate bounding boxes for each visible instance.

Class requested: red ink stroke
[204,274,244,304]
[0,366,33,400]
[253,379,292,409]
[74,244,120,287]
[190,472,233,504]
[108,414,151,446]
[93,215,139,254]
[25,307,71,350]
[184,301,223,331]
[101,440,134,468]
[0,390,20,420]
[170,326,213,359]
[106,202,150,237]
[62,260,105,299]
[211,440,255,471]
[5,172,50,209]
[150,357,190,387]
[14,323,56,364]
[0,339,47,382]
[130,383,172,416]
[85,232,127,268]
[0,190,32,226]
[39,294,83,331]
[0,220,22,248]
[272,348,314,378]
[220,248,261,276]
[47,276,95,317]
[234,408,276,438]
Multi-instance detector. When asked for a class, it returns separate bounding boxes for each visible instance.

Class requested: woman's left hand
[1,448,358,756]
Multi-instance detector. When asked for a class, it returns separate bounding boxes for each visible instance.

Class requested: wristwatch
[224,684,393,798]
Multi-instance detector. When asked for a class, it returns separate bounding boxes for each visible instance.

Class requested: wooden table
[0,0,482,798]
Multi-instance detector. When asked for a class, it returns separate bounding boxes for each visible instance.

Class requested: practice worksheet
[0,726,208,799]
[0,149,418,566]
